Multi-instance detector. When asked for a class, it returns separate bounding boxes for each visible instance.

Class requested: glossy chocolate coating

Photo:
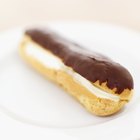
[25,28,133,94]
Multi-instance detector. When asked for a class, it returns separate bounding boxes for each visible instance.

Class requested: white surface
[0,22,140,139]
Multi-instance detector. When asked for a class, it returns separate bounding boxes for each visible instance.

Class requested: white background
[0,0,140,30]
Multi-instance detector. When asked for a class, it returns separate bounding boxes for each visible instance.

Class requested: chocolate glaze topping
[25,28,134,94]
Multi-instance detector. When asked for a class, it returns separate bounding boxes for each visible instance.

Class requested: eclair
[19,28,134,116]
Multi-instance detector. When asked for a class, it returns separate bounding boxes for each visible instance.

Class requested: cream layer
[25,42,120,102]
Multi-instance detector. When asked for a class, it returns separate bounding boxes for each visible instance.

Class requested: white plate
[0,22,140,140]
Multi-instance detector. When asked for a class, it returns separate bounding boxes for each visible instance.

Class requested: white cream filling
[25,43,120,102]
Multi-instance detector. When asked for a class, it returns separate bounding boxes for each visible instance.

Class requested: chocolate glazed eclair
[19,28,134,116]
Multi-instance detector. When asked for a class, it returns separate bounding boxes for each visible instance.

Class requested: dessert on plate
[19,28,134,116]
